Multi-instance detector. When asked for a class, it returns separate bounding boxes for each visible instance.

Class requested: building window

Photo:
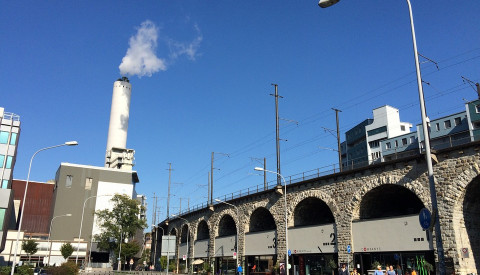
[0,132,8,144]
[435,123,440,131]
[401,125,406,131]
[85,177,93,190]
[0,155,4,168]
[395,140,399,148]
[454,117,462,126]
[369,140,380,148]
[9,133,17,145]
[402,138,407,146]
[386,142,391,149]
[5,156,13,169]
[66,175,73,188]
[476,105,480,113]
[444,120,452,129]
[1,180,8,189]
[0,208,5,229]
[410,136,415,144]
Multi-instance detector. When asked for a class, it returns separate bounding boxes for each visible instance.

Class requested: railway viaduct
[154,141,480,275]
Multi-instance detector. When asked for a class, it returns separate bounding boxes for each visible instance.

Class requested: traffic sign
[233,252,237,259]
[183,255,186,261]
[419,208,432,230]
[347,245,351,253]
[288,249,291,256]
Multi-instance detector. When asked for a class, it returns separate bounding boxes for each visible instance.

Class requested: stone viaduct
[153,141,480,275]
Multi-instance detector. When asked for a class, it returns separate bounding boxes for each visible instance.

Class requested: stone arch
[180,223,191,243]
[212,208,239,237]
[249,207,277,232]
[287,189,339,227]
[449,163,480,273]
[170,227,178,236]
[217,214,237,237]
[293,197,335,226]
[349,175,430,221]
[197,220,210,240]
[243,200,280,233]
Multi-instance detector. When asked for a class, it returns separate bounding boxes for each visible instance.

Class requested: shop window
[66,175,73,188]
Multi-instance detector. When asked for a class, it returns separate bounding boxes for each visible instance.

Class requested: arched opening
[359,185,424,220]
[463,176,480,271]
[197,220,209,240]
[170,228,177,236]
[218,214,236,237]
[294,197,334,226]
[181,224,190,243]
[249,207,276,232]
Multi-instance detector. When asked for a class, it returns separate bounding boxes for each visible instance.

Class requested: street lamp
[318,1,446,274]
[172,214,190,274]
[47,213,72,266]
[75,194,113,264]
[254,167,289,274]
[215,199,240,269]
[10,141,78,275]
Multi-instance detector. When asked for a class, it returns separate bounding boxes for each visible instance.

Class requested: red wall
[12,179,54,234]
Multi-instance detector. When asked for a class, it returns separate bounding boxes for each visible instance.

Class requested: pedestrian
[411,269,417,275]
[339,264,348,275]
[396,265,403,275]
[374,265,384,275]
[237,264,243,275]
[387,265,396,275]
[351,268,359,275]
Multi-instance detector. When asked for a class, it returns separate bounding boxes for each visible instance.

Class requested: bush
[16,265,33,275]
[0,266,11,275]
[45,262,79,275]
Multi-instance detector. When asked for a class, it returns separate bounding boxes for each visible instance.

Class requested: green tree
[21,239,38,263]
[60,242,74,260]
[121,240,141,262]
[93,194,146,263]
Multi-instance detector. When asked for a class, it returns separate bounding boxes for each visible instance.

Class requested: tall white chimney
[105,77,135,170]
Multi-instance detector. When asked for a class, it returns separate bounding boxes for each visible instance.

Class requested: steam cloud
[119,20,202,77]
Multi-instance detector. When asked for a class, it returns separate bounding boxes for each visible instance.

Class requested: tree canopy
[94,194,146,257]
[22,239,38,262]
[60,242,74,260]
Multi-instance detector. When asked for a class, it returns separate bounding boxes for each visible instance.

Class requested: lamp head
[318,0,340,8]
[254,167,264,171]
[65,141,79,146]
[66,214,72,217]
[214,199,222,203]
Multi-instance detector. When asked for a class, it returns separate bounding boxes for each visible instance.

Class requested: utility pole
[270,84,283,186]
[332,108,342,172]
[210,152,229,205]
[252,157,267,189]
[167,163,173,220]
[207,172,210,205]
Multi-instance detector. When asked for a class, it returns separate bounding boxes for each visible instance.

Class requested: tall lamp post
[10,141,78,275]
[172,214,190,274]
[215,199,240,269]
[47,213,72,266]
[318,1,445,274]
[254,167,289,274]
[75,194,113,264]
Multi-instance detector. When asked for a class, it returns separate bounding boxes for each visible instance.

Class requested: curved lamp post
[318,1,445,274]
[172,214,190,274]
[152,225,165,270]
[75,194,113,264]
[10,141,78,275]
[254,167,289,274]
[215,199,240,270]
[47,213,72,266]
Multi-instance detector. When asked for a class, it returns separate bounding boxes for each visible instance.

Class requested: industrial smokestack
[105,77,135,170]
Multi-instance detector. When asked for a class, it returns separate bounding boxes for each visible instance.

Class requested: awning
[192,259,204,265]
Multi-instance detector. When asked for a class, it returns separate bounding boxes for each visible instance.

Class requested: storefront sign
[194,239,209,258]
[244,230,276,256]
[289,223,336,254]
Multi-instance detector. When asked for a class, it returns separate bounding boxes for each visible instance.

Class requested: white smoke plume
[119,20,166,77]
[119,20,203,77]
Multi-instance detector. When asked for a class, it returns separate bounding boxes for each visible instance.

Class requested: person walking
[339,264,348,275]
[237,264,243,275]
[374,265,384,275]
[350,268,359,275]
[387,265,396,275]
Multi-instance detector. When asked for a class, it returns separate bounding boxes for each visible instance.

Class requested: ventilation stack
[105,77,135,170]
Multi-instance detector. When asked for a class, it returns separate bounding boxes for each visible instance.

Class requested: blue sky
[2,1,479,227]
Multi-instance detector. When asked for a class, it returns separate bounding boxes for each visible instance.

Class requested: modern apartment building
[0,108,20,252]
